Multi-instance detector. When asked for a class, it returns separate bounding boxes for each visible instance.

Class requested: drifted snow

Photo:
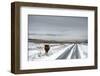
[28,43,88,61]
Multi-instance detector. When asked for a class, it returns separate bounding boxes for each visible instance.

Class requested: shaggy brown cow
[44,45,50,56]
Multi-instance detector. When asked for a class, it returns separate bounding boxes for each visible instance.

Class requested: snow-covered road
[28,43,88,61]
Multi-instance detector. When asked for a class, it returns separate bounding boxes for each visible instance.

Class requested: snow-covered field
[28,42,88,61]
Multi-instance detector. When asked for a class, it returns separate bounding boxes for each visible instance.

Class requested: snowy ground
[28,42,88,61]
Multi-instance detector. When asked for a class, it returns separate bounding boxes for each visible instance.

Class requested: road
[70,44,81,59]
[56,44,81,59]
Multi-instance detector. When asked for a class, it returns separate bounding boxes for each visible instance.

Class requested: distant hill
[28,39,88,43]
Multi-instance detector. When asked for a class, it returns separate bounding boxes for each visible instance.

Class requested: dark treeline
[28,39,88,44]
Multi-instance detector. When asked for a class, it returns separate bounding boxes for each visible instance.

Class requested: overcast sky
[28,15,88,41]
